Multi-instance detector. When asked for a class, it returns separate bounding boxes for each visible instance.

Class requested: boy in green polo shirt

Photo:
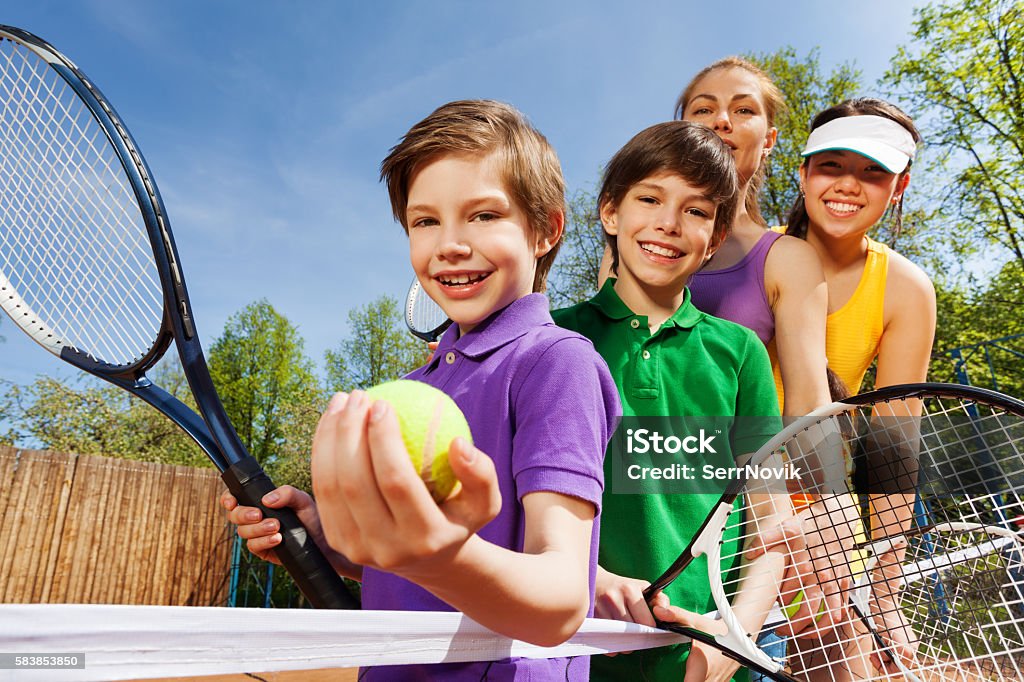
[553,121,785,681]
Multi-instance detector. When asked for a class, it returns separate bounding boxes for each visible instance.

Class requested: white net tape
[0,604,684,681]
[0,35,163,367]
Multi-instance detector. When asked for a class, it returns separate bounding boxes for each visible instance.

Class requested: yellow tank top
[769,231,888,408]
[826,237,888,394]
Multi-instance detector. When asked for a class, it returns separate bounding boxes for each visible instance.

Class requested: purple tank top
[688,230,782,344]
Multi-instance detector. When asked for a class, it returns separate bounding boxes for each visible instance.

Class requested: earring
[762,148,771,158]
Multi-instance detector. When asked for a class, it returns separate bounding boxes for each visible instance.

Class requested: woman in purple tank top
[677,58,836,417]
[668,59,847,682]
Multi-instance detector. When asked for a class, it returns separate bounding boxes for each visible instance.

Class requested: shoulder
[693,312,767,358]
[550,302,586,329]
[885,249,936,303]
[883,248,936,322]
[765,235,824,275]
[765,233,827,294]
[512,323,609,382]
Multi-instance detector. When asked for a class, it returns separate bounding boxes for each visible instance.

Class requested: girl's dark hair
[785,98,921,241]
[827,368,851,401]
[600,121,739,273]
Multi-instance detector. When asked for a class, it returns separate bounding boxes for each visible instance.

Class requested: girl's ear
[535,209,564,258]
[892,172,911,203]
[599,199,618,236]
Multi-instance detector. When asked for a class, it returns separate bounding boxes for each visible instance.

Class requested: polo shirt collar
[432,293,553,361]
[589,278,704,330]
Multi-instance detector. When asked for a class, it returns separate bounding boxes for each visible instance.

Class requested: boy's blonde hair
[380,99,565,292]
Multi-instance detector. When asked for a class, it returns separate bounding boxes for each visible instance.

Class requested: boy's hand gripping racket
[405,277,451,342]
[643,383,1024,681]
[0,25,356,609]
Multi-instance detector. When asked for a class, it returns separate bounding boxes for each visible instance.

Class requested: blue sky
[1,0,923,388]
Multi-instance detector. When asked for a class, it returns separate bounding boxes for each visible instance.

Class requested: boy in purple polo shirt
[223,99,620,681]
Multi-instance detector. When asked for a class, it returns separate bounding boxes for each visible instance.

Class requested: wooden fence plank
[0,450,231,606]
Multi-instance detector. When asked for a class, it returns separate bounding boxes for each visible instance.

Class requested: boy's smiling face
[406,151,557,335]
[602,170,720,300]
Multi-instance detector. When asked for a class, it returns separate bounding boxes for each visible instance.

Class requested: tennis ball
[781,588,828,623]
[365,380,470,504]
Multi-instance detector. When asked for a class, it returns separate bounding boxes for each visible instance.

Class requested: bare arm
[409,491,594,646]
[874,253,936,392]
[871,254,936,538]
[765,236,832,416]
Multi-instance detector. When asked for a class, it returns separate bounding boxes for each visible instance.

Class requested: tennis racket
[405,276,451,342]
[0,25,356,609]
[641,383,1024,681]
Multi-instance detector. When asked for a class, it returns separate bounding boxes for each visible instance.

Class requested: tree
[208,300,322,479]
[547,187,607,309]
[324,295,429,394]
[929,260,1024,395]
[885,0,1024,280]
[0,362,207,466]
[746,47,863,228]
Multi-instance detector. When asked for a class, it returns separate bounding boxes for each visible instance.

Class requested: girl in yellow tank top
[782,100,935,397]
[778,99,937,679]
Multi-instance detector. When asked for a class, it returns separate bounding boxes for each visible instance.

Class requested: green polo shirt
[553,280,781,682]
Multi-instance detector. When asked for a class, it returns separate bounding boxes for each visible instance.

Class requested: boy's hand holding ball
[312,380,501,576]
[365,380,469,504]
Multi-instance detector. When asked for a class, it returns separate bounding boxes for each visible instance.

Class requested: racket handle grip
[223,457,359,610]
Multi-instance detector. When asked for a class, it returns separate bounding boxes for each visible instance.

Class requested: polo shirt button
[630,319,640,329]
[642,350,651,360]
[445,351,456,365]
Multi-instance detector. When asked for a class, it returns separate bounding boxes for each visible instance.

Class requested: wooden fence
[0,447,232,605]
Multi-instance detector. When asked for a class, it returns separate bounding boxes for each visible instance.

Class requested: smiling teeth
[439,273,487,285]
[825,201,861,214]
[641,243,681,258]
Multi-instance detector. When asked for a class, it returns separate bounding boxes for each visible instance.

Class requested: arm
[874,253,936,392]
[765,236,832,416]
[311,391,595,646]
[870,255,936,540]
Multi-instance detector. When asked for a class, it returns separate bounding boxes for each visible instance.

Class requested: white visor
[801,115,916,173]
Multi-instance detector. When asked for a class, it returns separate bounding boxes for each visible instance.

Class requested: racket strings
[406,279,449,339]
[0,37,163,368]
[714,395,1024,680]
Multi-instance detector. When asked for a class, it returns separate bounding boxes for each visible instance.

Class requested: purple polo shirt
[361,293,620,681]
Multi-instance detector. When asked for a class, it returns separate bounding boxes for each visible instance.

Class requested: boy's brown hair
[380,99,565,292]
[599,121,739,273]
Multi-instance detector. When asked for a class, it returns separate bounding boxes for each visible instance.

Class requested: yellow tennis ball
[782,588,828,623]
[365,380,470,503]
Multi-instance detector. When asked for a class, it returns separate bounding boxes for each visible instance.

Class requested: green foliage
[745,47,862,228]
[0,362,207,466]
[547,187,606,309]
[930,260,1024,395]
[324,294,429,394]
[208,299,322,485]
[885,0,1024,275]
